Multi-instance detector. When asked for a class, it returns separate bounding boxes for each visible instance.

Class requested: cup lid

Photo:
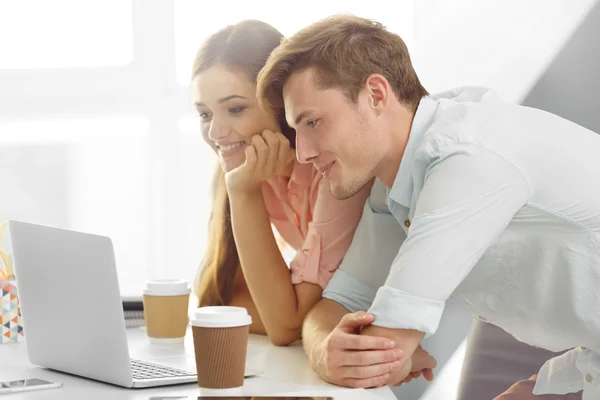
[142,279,190,296]
[190,306,252,328]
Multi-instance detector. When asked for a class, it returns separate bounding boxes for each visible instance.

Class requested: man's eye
[306,119,319,128]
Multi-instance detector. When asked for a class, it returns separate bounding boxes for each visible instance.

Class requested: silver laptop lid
[9,221,134,387]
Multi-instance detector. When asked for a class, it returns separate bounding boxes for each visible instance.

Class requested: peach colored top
[261,160,371,289]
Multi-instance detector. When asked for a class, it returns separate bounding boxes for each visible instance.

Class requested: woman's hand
[225,129,295,194]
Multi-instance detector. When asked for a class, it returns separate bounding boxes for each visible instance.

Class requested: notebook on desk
[122,296,145,329]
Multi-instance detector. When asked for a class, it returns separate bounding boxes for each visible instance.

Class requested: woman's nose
[207,118,231,142]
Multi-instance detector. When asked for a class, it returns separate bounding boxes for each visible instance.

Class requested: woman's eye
[198,111,211,121]
[229,106,246,115]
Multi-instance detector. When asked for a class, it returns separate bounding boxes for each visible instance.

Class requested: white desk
[0,328,396,400]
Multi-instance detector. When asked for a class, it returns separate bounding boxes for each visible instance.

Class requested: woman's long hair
[192,20,295,306]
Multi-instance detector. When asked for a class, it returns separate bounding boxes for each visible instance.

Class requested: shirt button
[404,219,411,228]
[585,374,593,383]
[478,316,487,321]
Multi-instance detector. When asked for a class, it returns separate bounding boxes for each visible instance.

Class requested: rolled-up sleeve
[323,179,406,311]
[290,177,371,289]
[324,269,379,313]
[369,145,529,335]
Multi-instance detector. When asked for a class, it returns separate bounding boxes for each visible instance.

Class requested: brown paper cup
[143,293,189,339]
[190,306,252,389]
[192,324,249,388]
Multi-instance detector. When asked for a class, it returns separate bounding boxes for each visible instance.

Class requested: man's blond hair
[257,14,428,114]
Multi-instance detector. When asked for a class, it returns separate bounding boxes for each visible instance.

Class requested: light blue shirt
[324,87,600,398]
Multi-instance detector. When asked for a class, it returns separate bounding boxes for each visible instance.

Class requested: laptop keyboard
[130,359,196,380]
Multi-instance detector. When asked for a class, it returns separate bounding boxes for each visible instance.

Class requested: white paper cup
[143,279,190,296]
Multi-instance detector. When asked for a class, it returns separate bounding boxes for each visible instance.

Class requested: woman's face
[193,65,281,172]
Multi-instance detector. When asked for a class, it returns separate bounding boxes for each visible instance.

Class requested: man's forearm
[302,298,350,361]
[302,300,410,388]
[361,325,423,353]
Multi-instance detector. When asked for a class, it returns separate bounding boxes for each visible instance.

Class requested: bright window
[0,0,133,69]
[0,117,150,293]
[0,0,413,299]
[174,0,414,85]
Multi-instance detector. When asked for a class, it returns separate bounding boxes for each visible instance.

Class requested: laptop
[8,220,198,388]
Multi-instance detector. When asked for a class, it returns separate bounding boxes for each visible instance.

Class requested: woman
[191,20,371,346]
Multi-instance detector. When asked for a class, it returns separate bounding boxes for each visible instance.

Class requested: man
[256,14,600,399]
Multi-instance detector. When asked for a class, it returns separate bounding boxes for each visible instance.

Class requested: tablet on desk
[149,397,334,400]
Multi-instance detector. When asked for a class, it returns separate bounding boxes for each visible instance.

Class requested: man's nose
[295,131,319,164]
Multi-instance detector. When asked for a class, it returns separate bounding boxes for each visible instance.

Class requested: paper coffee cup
[142,279,190,342]
[191,306,252,388]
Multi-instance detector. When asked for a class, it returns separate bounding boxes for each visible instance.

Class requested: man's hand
[225,130,295,193]
[310,311,405,389]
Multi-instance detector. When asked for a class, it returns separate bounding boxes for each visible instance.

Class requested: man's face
[283,67,383,200]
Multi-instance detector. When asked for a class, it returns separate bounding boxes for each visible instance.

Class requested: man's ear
[364,73,390,115]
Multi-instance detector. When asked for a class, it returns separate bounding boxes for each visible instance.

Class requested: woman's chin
[220,157,244,173]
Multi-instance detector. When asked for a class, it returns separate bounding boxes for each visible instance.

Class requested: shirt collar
[389,96,438,208]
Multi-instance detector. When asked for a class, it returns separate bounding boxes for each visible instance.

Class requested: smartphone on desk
[0,378,62,395]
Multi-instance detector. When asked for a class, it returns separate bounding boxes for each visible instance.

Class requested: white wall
[522,1,600,133]
[412,0,598,103]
